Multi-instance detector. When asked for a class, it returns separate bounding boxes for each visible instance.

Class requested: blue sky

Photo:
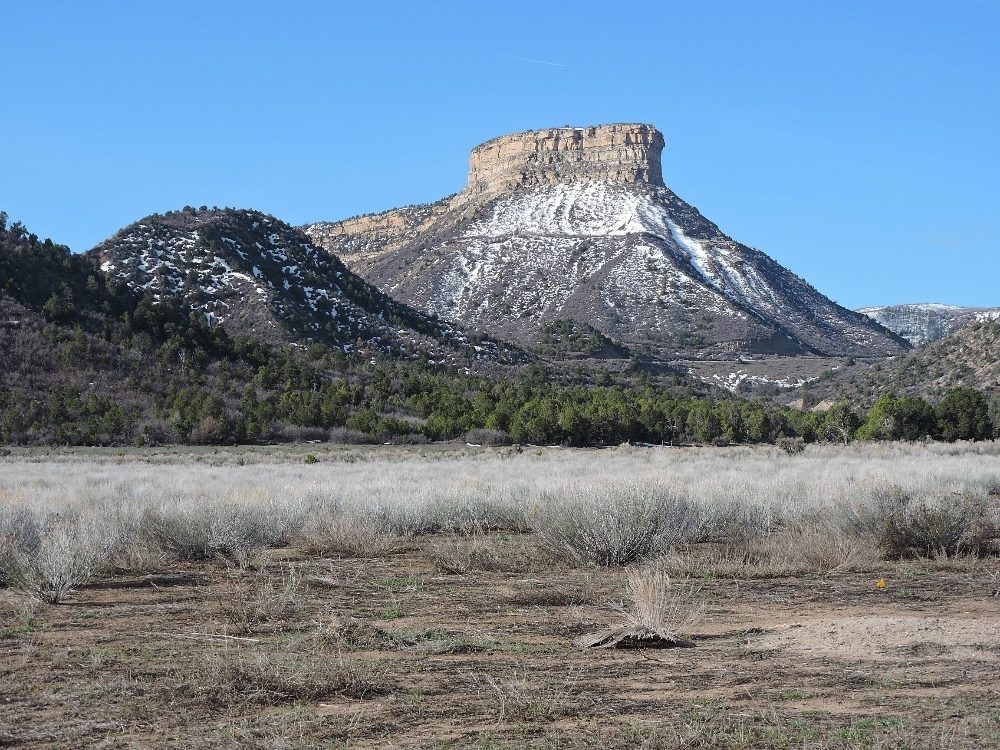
[2,0,997,308]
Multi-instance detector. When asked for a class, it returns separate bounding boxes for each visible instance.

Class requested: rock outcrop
[858,304,1000,346]
[463,124,665,199]
[305,124,909,359]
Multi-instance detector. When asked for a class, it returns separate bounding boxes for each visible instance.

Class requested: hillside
[306,124,908,360]
[786,319,1000,409]
[89,206,515,365]
[0,209,761,448]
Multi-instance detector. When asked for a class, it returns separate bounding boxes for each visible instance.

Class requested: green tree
[857,393,935,441]
[935,387,992,442]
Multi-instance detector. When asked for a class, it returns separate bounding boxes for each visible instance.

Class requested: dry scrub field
[2,443,1000,749]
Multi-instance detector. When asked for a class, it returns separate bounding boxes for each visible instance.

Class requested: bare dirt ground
[2,538,999,749]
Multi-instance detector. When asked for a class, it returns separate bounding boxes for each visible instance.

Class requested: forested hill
[88,206,516,364]
[1,210,996,448]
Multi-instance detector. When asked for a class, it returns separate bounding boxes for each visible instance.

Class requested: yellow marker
[876,578,887,588]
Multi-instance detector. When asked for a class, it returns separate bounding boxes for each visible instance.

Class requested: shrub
[856,393,936,441]
[0,506,42,587]
[532,485,698,566]
[465,429,513,446]
[936,387,993,442]
[142,498,300,568]
[849,486,984,558]
[327,428,369,444]
[2,511,121,603]
[777,436,805,454]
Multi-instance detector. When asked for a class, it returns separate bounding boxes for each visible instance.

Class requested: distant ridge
[858,303,1000,345]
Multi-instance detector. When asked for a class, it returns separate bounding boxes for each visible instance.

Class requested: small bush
[327,428,369,444]
[532,485,698,566]
[849,486,984,558]
[142,499,299,568]
[273,425,328,443]
[2,511,121,603]
[140,506,216,561]
[777,436,805,455]
[0,507,42,587]
[465,429,513,446]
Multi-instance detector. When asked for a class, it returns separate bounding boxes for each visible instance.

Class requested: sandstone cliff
[462,124,665,199]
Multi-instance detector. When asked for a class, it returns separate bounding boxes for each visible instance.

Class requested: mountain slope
[89,207,515,364]
[306,124,908,359]
[785,319,1000,408]
[858,303,1000,345]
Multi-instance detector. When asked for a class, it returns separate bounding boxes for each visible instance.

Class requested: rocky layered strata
[463,123,665,198]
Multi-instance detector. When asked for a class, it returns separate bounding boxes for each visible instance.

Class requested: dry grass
[299,513,396,559]
[624,564,702,637]
[474,667,589,723]
[202,647,390,705]
[426,533,543,573]
[659,528,882,579]
[1,442,999,605]
[2,527,1000,748]
[216,566,304,635]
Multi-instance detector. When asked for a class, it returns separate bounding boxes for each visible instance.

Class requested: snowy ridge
[364,182,905,357]
[89,208,516,365]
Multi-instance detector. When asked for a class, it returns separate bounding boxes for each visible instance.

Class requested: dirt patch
[1,541,999,748]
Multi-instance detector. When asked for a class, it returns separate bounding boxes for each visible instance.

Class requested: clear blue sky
[2,1,997,308]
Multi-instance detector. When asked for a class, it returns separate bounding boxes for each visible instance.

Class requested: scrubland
[1,442,999,748]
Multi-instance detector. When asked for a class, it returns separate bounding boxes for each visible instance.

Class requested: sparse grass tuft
[624,563,702,638]
[426,533,542,573]
[203,647,390,705]
[217,565,304,634]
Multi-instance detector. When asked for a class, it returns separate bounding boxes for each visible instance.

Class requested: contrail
[491,53,565,67]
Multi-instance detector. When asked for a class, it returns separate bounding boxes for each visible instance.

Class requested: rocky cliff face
[306,124,909,359]
[858,304,1000,346]
[463,124,664,199]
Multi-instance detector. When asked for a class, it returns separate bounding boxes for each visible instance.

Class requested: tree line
[1,210,998,447]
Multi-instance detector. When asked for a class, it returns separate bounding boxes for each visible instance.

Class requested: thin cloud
[490,53,566,67]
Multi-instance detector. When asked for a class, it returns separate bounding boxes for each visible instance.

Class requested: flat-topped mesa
[463,123,665,198]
